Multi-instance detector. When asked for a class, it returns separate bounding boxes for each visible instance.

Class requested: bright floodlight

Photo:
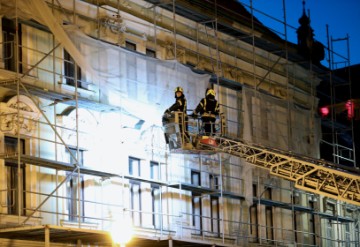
[110,216,133,245]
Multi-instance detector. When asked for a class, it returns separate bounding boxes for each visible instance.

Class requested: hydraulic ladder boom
[207,136,360,206]
[163,112,360,206]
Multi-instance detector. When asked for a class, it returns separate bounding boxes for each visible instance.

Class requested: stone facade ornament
[0,95,40,135]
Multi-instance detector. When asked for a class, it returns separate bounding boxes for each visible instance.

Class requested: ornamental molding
[0,95,40,135]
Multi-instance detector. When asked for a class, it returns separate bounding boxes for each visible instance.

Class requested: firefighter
[192,88,220,136]
[164,86,187,114]
[164,86,189,145]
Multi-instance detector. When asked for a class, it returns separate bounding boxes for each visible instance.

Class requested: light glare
[110,216,133,244]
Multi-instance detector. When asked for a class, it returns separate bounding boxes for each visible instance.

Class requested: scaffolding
[0,0,358,246]
[321,28,357,167]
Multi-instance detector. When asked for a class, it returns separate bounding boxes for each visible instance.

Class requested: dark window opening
[249,204,258,242]
[5,136,26,216]
[265,206,274,242]
[308,200,316,245]
[125,41,136,51]
[250,183,258,242]
[263,187,273,242]
[252,184,257,197]
[209,174,219,190]
[146,48,156,58]
[263,187,272,200]
[64,49,82,87]
[2,18,22,72]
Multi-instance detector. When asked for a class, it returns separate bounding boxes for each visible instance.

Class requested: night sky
[240,0,360,68]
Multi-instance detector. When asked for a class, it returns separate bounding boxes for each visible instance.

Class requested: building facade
[0,0,358,246]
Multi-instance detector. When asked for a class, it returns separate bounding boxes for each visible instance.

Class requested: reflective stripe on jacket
[194,97,219,118]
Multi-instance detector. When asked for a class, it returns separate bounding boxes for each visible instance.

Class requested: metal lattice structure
[204,136,360,206]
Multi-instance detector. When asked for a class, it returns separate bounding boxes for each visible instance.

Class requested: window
[191,170,202,234]
[324,204,336,245]
[129,157,141,226]
[2,18,22,72]
[150,161,159,180]
[253,184,257,197]
[129,157,140,176]
[308,200,316,245]
[263,187,274,242]
[130,181,141,226]
[209,174,219,190]
[64,49,82,87]
[249,204,258,242]
[125,41,136,51]
[150,161,161,228]
[325,201,336,215]
[250,184,258,242]
[210,196,220,235]
[209,173,220,235]
[292,191,300,243]
[326,220,334,247]
[146,48,156,58]
[151,185,161,229]
[345,223,351,247]
[263,187,272,200]
[265,206,274,242]
[5,136,26,215]
[66,147,84,221]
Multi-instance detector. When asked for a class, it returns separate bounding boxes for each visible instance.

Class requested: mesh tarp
[65,27,210,126]
[1,0,210,127]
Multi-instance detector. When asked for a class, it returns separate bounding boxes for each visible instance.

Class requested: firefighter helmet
[206,89,215,97]
[174,86,183,93]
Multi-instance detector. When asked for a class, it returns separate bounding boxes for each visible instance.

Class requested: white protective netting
[0,0,321,158]
[0,0,210,128]
[65,27,210,126]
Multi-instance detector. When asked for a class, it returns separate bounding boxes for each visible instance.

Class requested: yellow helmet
[206,89,215,96]
[174,86,183,93]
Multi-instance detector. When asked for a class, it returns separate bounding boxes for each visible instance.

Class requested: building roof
[143,0,324,68]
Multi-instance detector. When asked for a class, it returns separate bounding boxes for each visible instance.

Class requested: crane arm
[209,136,360,206]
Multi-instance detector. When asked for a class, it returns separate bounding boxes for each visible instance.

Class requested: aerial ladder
[163,112,360,207]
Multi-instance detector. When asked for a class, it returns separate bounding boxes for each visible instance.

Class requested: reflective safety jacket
[167,95,187,114]
[194,96,219,119]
